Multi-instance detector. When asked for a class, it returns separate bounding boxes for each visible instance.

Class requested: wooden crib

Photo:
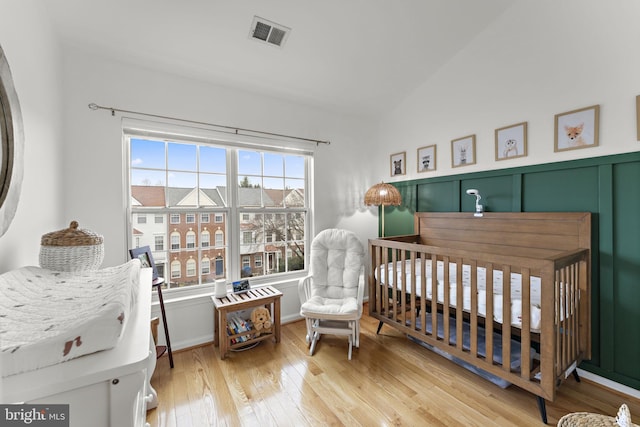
[368,212,591,424]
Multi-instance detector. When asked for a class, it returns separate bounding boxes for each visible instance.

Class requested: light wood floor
[147,311,640,426]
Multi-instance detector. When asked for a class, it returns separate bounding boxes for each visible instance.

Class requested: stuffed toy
[250,307,272,335]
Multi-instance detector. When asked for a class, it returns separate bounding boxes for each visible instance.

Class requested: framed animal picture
[390,151,406,176]
[417,145,436,173]
[451,135,476,168]
[554,105,599,152]
[495,122,527,161]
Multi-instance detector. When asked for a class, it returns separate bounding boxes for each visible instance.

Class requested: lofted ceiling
[42,0,513,119]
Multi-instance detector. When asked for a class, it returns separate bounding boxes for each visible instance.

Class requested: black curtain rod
[87,103,331,146]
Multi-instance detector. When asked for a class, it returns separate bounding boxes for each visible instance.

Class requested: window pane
[285,155,304,179]
[264,152,283,177]
[200,173,226,207]
[238,150,261,175]
[238,183,263,207]
[168,172,196,191]
[131,138,165,169]
[131,171,166,188]
[168,142,196,171]
[199,146,226,173]
[285,179,305,207]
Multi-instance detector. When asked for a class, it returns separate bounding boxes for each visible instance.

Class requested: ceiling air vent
[250,16,291,47]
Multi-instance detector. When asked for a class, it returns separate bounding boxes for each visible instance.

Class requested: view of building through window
[128,137,308,289]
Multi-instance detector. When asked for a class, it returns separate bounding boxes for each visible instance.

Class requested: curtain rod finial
[88,103,98,110]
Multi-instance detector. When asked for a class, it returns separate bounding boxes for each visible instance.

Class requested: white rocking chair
[298,228,365,360]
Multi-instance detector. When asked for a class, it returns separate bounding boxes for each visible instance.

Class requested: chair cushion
[309,228,364,300]
[300,296,359,321]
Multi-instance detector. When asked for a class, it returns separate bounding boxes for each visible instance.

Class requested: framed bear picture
[390,151,406,176]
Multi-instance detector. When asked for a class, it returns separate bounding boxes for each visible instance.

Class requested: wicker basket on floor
[39,221,104,271]
[558,404,637,427]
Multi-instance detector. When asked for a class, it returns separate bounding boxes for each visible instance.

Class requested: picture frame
[232,279,251,294]
[129,245,159,281]
[554,104,600,152]
[417,145,436,173]
[390,151,406,176]
[495,122,527,161]
[451,135,476,168]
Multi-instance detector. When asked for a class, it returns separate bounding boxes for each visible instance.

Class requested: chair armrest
[357,267,365,316]
[298,274,313,304]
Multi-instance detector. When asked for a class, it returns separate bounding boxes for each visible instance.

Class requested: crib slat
[420,251,427,335]
[521,268,531,379]
[502,265,511,372]
[486,263,494,365]
[455,258,463,350]
[470,259,478,357]
[430,255,437,340]
[410,252,417,330]
[443,256,450,344]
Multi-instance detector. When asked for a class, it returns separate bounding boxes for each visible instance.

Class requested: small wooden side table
[212,285,282,359]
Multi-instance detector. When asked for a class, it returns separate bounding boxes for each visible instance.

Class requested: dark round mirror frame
[0,45,24,238]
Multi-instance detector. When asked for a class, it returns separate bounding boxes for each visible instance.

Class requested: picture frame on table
[417,145,436,172]
[554,104,600,152]
[390,151,406,176]
[495,122,527,161]
[451,135,476,168]
[129,245,159,282]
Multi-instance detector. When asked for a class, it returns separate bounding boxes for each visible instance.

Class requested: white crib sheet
[376,259,543,331]
[0,260,141,377]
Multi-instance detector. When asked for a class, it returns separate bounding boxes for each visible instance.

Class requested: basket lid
[41,221,104,247]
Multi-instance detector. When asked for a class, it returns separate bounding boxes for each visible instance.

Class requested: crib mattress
[0,260,141,377]
[376,259,543,331]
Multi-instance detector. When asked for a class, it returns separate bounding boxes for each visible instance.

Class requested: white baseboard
[577,368,640,400]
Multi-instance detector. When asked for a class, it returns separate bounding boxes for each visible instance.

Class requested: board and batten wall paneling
[382,151,640,390]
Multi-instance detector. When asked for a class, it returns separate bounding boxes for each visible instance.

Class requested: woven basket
[39,221,104,272]
[557,404,637,427]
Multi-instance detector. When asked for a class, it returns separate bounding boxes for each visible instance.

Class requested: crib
[368,212,591,424]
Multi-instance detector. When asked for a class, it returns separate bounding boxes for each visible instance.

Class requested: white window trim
[124,117,315,299]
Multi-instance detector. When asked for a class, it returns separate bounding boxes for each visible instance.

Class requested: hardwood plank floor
[147,311,640,426]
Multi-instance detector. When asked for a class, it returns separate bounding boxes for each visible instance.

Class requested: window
[186,231,196,249]
[201,257,210,275]
[186,259,196,277]
[215,230,224,247]
[201,230,210,248]
[137,214,147,224]
[170,260,181,279]
[170,232,180,251]
[128,131,310,291]
[154,235,164,251]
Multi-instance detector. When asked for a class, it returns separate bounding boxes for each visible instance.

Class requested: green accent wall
[384,151,640,390]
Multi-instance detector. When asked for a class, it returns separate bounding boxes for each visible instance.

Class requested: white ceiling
[43,0,513,118]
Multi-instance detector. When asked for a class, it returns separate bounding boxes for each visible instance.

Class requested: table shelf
[212,286,282,359]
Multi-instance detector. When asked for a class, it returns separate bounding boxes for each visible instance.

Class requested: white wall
[0,0,63,272]
[59,47,378,347]
[376,0,640,183]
